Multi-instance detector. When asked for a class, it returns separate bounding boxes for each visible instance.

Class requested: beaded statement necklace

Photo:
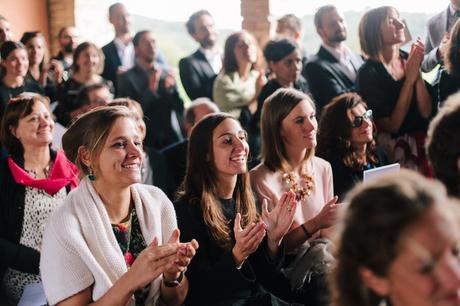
[282,161,315,201]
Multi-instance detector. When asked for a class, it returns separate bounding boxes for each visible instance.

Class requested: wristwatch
[163,271,184,287]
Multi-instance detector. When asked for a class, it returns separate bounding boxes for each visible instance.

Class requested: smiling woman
[0,93,79,304]
[40,106,198,306]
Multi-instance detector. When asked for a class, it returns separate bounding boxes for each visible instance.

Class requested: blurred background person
[0,94,78,303]
[179,10,221,101]
[0,16,12,47]
[118,30,184,150]
[331,170,460,306]
[275,14,309,65]
[55,41,113,126]
[304,5,363,113]
[357,6,433,174]
[438,19,460,106]
[317,93,387,200]
[52,26,79,80]
[213,30,266,133]
[21,31,64,101]
[0,41,43,119]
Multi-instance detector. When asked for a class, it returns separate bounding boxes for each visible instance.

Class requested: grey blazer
[422,7,449,72]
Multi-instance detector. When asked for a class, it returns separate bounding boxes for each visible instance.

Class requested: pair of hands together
[127,229,199,291]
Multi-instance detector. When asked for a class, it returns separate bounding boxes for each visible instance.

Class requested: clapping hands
[232,213,266,267]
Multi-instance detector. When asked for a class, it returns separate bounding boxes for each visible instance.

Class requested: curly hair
[317,93,378,171]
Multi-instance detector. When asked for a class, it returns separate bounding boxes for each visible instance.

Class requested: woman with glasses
[356,6,433,175]
[317,93,387,200]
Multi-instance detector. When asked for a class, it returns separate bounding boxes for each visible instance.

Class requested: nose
[395,18,405,30]
[435,254,460,291]
[127,141,142,157]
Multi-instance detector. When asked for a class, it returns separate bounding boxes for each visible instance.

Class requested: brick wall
[241,0,271,50]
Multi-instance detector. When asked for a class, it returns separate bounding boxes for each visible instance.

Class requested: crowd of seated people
[2,1,460,305]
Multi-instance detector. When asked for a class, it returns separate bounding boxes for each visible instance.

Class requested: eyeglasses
[351,109,373,128]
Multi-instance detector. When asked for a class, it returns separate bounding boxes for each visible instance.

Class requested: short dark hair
[76,83,110,107]
[314,5,337,29]
[1,93,51,157]
[277,14,302,33]
[0,40,25,61]
[132,30,150,47]
[426,92,460,197]
[263,38,298,63]
[186,10,212,35]
[108,2,124,18]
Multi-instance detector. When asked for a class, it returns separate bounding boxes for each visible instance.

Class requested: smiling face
[270,49,302,86]
[380,8,405,45]
[380,205,460,306]
[25,36,45,66]
[212,118,249,181]
[192,13,217,48]
[349,104,373,147]
[280,99,317,151]
[95,117,143,189]
[318,8,347,45]
[2,48,28,78]
[76,45,100,74]
[13,101,54,149]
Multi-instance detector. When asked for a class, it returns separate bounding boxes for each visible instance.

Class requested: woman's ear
[9,125,17,138]
[77,146,91,168]
[359,266,390,297]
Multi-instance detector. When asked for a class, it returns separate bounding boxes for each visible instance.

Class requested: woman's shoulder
[312,156,332,171]
[250,163,273,180]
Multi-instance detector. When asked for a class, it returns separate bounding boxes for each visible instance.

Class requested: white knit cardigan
[40,177,177,305]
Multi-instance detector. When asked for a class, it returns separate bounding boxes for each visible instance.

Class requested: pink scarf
[8,150,79,195]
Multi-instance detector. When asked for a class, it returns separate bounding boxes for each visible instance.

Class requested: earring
[88,167,96,181]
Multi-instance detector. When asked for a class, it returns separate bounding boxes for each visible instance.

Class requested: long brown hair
[445,19,460,77]
[317,93,378,171]
[260,88,315,172]
[180,112,258,249]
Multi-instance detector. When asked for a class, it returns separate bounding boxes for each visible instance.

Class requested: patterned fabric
[3,170,67,302]
[111,209,149,305]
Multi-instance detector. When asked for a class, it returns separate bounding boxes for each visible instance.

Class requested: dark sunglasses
[351,109,373,128]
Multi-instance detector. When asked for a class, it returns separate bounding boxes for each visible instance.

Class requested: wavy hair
[445,19,460,77]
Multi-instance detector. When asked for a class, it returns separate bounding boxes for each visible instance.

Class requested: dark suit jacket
[117,65,184,150]
[101,41,121,92]
[422,7,449,72]
[303,46,363,112]
[160,139,188,197]
[179,49,217,100]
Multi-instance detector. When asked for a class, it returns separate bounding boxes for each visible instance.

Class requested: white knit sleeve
[40,214,94,305]
[157,190,178,244]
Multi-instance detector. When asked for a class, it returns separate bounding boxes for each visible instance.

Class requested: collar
[113,37,133,50]
[322,43,352,62]
[449,3,459,16]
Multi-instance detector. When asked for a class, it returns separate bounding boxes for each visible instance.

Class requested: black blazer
[101,41,122,92]
[303,46,363,112]
[160,139,188,197]
[179,49,217,100]
[117,65,185,150]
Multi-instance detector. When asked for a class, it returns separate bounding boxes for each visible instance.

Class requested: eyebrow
[216,131,245,138]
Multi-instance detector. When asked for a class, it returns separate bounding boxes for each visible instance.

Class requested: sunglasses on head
[351,109,373,128]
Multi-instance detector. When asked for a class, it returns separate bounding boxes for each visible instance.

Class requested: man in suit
[303,5,363,112]
[118,30,184,150]
[161,98,219,193]
[422,0,460,73]
[179,10,221,100]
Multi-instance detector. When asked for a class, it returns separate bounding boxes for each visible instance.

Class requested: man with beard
[179,10,221,100]
[53,26,79,80]
[303,5,363,113]
[117,30,184,150]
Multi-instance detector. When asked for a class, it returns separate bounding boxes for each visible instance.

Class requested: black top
[303,46,363,112]
[144,145,175,199]
[160,139,188,198]
[179,49,217,100]
[357,51,432,137]
[326,148,388,201]
[438,69,460,107]
[0,79,44,119]
[117,65,185,150]
[174,195,293,306]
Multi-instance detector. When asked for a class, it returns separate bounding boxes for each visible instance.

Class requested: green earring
[88,167,96,181]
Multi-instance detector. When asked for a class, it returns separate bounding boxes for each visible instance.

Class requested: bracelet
[163,271,184,288]
[300,224,311,238]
